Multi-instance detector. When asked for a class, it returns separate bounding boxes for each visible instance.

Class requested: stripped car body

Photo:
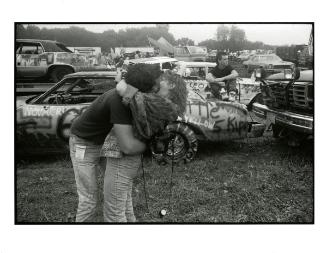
[16,72,265,157]
[16,39,108,82]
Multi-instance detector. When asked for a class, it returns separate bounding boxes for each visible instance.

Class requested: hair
[157,70,188,116]
[125,63,162,92]
[216,51,228,63]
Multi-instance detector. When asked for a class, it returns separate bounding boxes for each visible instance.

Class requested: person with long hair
[69,64,162,222]
[100,66,187,222]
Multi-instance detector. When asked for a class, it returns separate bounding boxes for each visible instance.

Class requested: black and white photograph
[15,23,314,224]
[2,0,325,248]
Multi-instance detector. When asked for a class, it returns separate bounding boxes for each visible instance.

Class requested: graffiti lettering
[184,115,215,129]
[18,109,52,129]
[210,106,220,119]
[227,116,248,135]
[57,107,88,141]
[23,106,67,117]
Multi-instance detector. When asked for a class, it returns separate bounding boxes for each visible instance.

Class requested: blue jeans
[69,134,141,222]
[103,155,141,222]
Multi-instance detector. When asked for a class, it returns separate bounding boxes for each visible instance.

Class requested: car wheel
[50,66,74,82]
[150,122,198,165]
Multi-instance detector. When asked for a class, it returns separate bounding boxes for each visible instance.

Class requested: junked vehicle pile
[16,42,313,161]
[16,69,266,162]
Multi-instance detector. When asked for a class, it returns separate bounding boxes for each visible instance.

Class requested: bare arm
[206,70,239,83]
[113,124,146,155]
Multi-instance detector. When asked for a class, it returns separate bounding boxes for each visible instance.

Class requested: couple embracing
[69,63,187,222]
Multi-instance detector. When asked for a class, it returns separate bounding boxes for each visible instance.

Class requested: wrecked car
[16,39,108,82]
[128,56,179,71]
[243,54,295,75]
[16,71,265,162]
[252,68,313,146]
[173,61,262,109]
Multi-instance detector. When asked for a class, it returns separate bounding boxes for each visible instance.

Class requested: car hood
[266,70,313,82]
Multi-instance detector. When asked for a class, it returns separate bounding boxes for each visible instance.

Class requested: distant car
[16,71,265,160]
[174,61,216,79]
[243,54,294,74]
[237,53,254,62]
[128,56,179,71]
[16,39,108,82]
[173,46,207,62]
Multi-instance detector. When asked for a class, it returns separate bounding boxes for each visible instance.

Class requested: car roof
[64,71,117,78]
[129,57,178,64]
[177,61,216,67]
[16,39,63,44]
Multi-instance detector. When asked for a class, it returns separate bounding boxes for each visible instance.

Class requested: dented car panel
[16,72,263,155]
[16,39,106,81]
[183,95,249,141]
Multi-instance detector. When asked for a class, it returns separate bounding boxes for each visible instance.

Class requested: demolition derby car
[16,39,108,82]
[173,61,262,108]
[252,67,313,147]
[16,71,265,162]
[243,54,294,75]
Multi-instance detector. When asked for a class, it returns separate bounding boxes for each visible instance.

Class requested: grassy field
[16,132,313,224]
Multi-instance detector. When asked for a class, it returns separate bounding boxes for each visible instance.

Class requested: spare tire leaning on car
[150,122,198,165]
[50,66,74,82]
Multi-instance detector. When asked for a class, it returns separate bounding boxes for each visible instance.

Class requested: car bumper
[252,102,313,134]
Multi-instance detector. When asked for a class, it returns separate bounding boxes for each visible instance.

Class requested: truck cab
[252,68,313,146]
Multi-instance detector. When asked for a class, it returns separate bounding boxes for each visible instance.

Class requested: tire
[50,66,74,82]
[150,122,198,165]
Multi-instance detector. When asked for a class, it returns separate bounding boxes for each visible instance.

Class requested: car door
[16,78,89,152]
[184,92,248,142]
[16,41,47,78]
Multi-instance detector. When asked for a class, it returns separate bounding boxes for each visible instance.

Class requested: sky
[31,23,312,46]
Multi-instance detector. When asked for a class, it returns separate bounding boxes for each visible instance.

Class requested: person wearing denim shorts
[70,64,162,222]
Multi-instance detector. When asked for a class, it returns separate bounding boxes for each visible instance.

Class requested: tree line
[199,25,275,51]
[16,24,275,53]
